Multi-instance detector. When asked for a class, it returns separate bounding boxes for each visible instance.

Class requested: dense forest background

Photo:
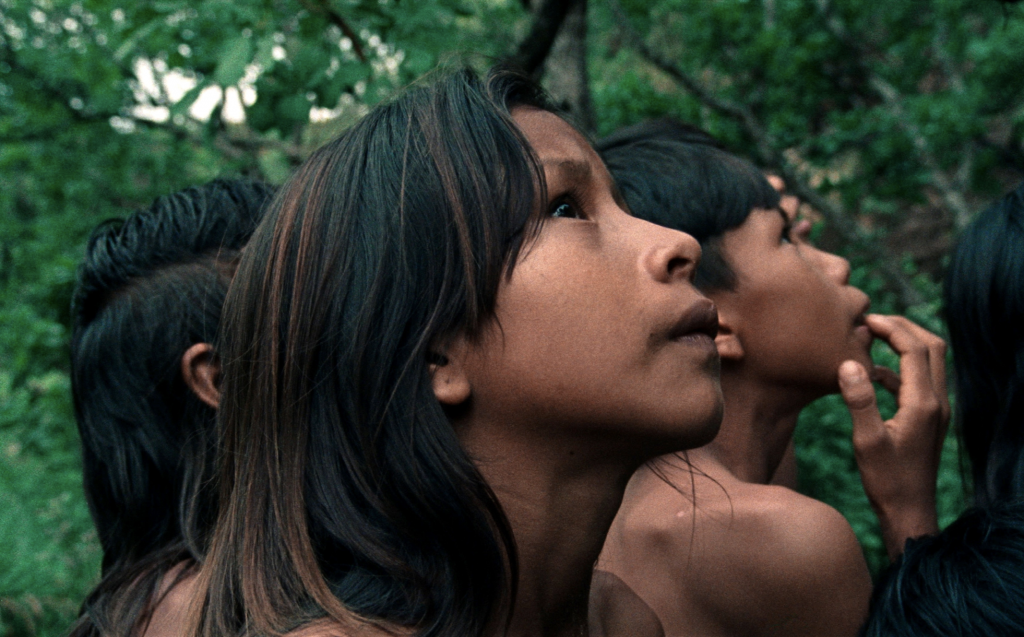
[2,0,1023,635]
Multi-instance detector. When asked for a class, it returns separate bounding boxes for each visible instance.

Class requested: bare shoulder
[612,474,868,588]
[601,465,872,637]
[695,484,873,636]
[142,563,199,637]
[723,484,870,580]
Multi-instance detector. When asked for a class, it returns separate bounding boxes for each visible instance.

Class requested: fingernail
[838,360,867,385]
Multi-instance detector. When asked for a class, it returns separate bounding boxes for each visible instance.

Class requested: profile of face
[713,206,872,395]
[435,108,724,461]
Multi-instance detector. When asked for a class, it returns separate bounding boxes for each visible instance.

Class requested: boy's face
[711,207,873,396]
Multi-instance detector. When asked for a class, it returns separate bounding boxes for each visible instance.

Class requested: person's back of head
[70,178,274,637]
[945,183,1024,506]
[596,118,779,291]
[861,500,1024,637]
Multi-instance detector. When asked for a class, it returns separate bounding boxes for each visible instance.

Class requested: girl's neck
[463,428,639,637]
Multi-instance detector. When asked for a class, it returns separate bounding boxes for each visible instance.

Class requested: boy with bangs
[593,120,949,637]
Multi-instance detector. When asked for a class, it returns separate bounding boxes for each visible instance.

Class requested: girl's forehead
[512,108,592,163]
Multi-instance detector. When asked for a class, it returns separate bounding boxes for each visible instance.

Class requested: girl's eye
[550,201,582,219]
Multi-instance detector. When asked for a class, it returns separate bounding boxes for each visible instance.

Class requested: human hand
[837,314,949,561]
[766,175,801,221]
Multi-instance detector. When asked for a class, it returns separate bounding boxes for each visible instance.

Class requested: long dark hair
[194,68,553,637]
[69,179,274,637]
[945,183,1024,506]
[861,500,1024,637]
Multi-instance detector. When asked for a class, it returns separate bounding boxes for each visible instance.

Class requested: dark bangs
[314,66,549,336]
[598,138,779,242]
[597,125,780,292]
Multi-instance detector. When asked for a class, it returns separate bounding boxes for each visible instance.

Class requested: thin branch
[299,0,368,62]
[608,1,760,132]
[869,77,973,229]
[816,4,974,229]
[506,0,574,74]
[932,22,967,96]
[607,0,924,308]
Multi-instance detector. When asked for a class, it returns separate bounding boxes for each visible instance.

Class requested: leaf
[277,94,312,129]
[112,18,166,63]
[253,34,278,70]
[213,36,254,87]
[169,79,210,118]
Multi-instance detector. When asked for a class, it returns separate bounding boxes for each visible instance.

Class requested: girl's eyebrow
[543,158,593,184]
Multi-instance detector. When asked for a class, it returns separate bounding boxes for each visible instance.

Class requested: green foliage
[0,1,529,634]
[588,0,1022,573]
[2,0,1021,633]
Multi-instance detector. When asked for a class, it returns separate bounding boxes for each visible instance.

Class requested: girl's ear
[181,342,222,409]
[430,336,472,406]
[713,306,745,362]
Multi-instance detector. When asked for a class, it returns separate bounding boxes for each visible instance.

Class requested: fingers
[920,332,950,433]
[846,317,946,560]
[839,360,885,449]
[878,315,949,427]
[872,365,901,395]
[864,315,942,421]
[767,174,801,220]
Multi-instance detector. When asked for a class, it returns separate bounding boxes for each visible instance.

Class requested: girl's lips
[854,323,873,346]
[668,300,719,341]
[673,332,718,354]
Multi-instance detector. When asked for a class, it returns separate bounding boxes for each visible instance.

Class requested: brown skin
[433,108,722,637]
[764,176,801,492]
[839,316,948,559]
[180,342,221,409]
[588,571,665,637]
[160,110,714,637]
[255,109,720,637]
[142,565,198,637]
[597,203,948,637]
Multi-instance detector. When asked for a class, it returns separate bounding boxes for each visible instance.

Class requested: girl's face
[447,108,723,461]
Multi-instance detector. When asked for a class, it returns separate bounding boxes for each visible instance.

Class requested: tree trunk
[541,0,594,134]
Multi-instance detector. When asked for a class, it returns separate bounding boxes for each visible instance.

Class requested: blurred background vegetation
[2,0,1023,634]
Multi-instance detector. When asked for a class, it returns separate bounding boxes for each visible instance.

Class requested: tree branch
[506,0,573,74]
[298,0,368,62]
[815,2,974,229]
[867,77,973,229]
[607,0,924,308]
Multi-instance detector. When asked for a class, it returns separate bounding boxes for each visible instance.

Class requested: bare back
[597,455,872,637]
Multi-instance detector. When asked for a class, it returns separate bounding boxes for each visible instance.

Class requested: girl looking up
[189,69,722,637]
